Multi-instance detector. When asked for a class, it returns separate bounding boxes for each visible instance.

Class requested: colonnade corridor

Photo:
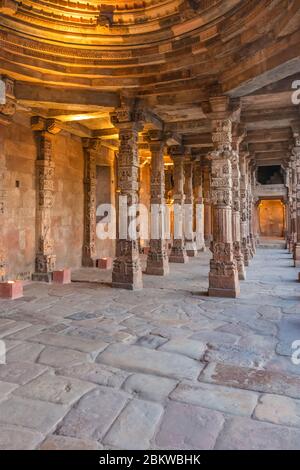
[0,245,299,450]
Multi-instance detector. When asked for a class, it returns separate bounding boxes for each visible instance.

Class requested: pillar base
[0,281,23,300]
[208,287,240,298]
[294,244,300,267]
[112,262,143,291]
[208,264,240,299]
[186,249,198,257]
[32,272,53,283]
[237,264,246,281]
[145,263,170,276]
[169,251,189,264]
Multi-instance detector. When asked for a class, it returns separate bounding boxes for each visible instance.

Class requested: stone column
[169,147,189,263]
[31,117,60,282]
[292,134,300,266]
[110,106,143,290]
[193,159,205,252]
[145,131,169,276]
[82,139,99,267]
[240,152,251,266]
[203,158,212,246]
[231,153,246,280]
[207,96,240,298]
[0,77,15,281]
[246,159,254,259]
[249,162,257,255]
[0,131,7,281]
[184,157,197,256]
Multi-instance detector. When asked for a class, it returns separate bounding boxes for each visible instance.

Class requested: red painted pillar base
[0,281,23,300]
[53,269,71,284]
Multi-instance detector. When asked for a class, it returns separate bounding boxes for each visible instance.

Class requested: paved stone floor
[0,248,300,450]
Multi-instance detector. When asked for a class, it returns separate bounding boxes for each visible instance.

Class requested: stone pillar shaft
[169,150,189,263]
[32,128,56,282]
[203,160,212,246]
[232,154,246,280]
[111,120,143,290]
[146,136,169,276]
[184,158,197,256]
[292,140,300,266]
[240,154,250,266]
[82,139,98,267]
[193,160,205,252]
[208,112,240,298]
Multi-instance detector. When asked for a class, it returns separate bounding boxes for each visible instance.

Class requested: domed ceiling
[0,0,299,163]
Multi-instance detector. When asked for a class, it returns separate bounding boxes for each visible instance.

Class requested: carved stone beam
[0,0,17,15]
[0,76,16,126]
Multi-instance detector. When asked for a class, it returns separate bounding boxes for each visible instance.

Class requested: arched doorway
[258,199,285,238]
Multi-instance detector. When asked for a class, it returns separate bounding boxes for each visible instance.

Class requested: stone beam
[14,82,120,110]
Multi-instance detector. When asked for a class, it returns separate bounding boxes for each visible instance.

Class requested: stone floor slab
[201,362,300,399]
[254,394,300,428]
[122,374,177,402]
[0,396,68,434]
[0,425,43,450]
[39,435,103,450]
[97,343,204,381]
[0,362,48,385]
[103,399,164,450]
[170,382,258,416]
[57,363,129,388]
[57,387,128,441]
[37,346,93,368]
[14,372,95,405]
[155,402,224,450]
[215,416,300,450]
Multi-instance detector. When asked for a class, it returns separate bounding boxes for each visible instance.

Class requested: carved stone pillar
[31,117,60,282]
[292,133,300,266]
[145,131,169,276]
[203,158,212,246]
[193,159,205,252]
[169,147,189,263]
[184,157,197,256]
[110,106,143,290]
[207,96,240,298]
[0,77,15,281]
[82,139,99,267]
[0,133,6,281]
[249,162,257,255]
[239,153,250,266]
[231,154,246,280]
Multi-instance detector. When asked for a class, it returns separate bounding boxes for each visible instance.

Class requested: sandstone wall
[1,111,85,279]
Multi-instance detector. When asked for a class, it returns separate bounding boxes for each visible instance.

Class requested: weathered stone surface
[39,435,103,450]
[122,374,177,402]
[97,343,204,380]
[103,399,164,450]
[135,334,168,350]
[0,361,48,385]
[171,382,258,416]
[159,338,207,360]
[0,381,18,402]
[0,425,43,450]
[14,372,95,405]
[57,363,129,388]
[155,402,224,450]
[30,332,108,357]
[38,346,93,368]
[0,321,31,338]
[57,387,128,441]
[201,362,300,399]
[254,394,300,428]
[0,396,68,433]
[215,416,300,450]
[190,330,240,347]
[6,342,45,363]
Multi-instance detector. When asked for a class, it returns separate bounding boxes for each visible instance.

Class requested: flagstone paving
[0,248,299,450]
